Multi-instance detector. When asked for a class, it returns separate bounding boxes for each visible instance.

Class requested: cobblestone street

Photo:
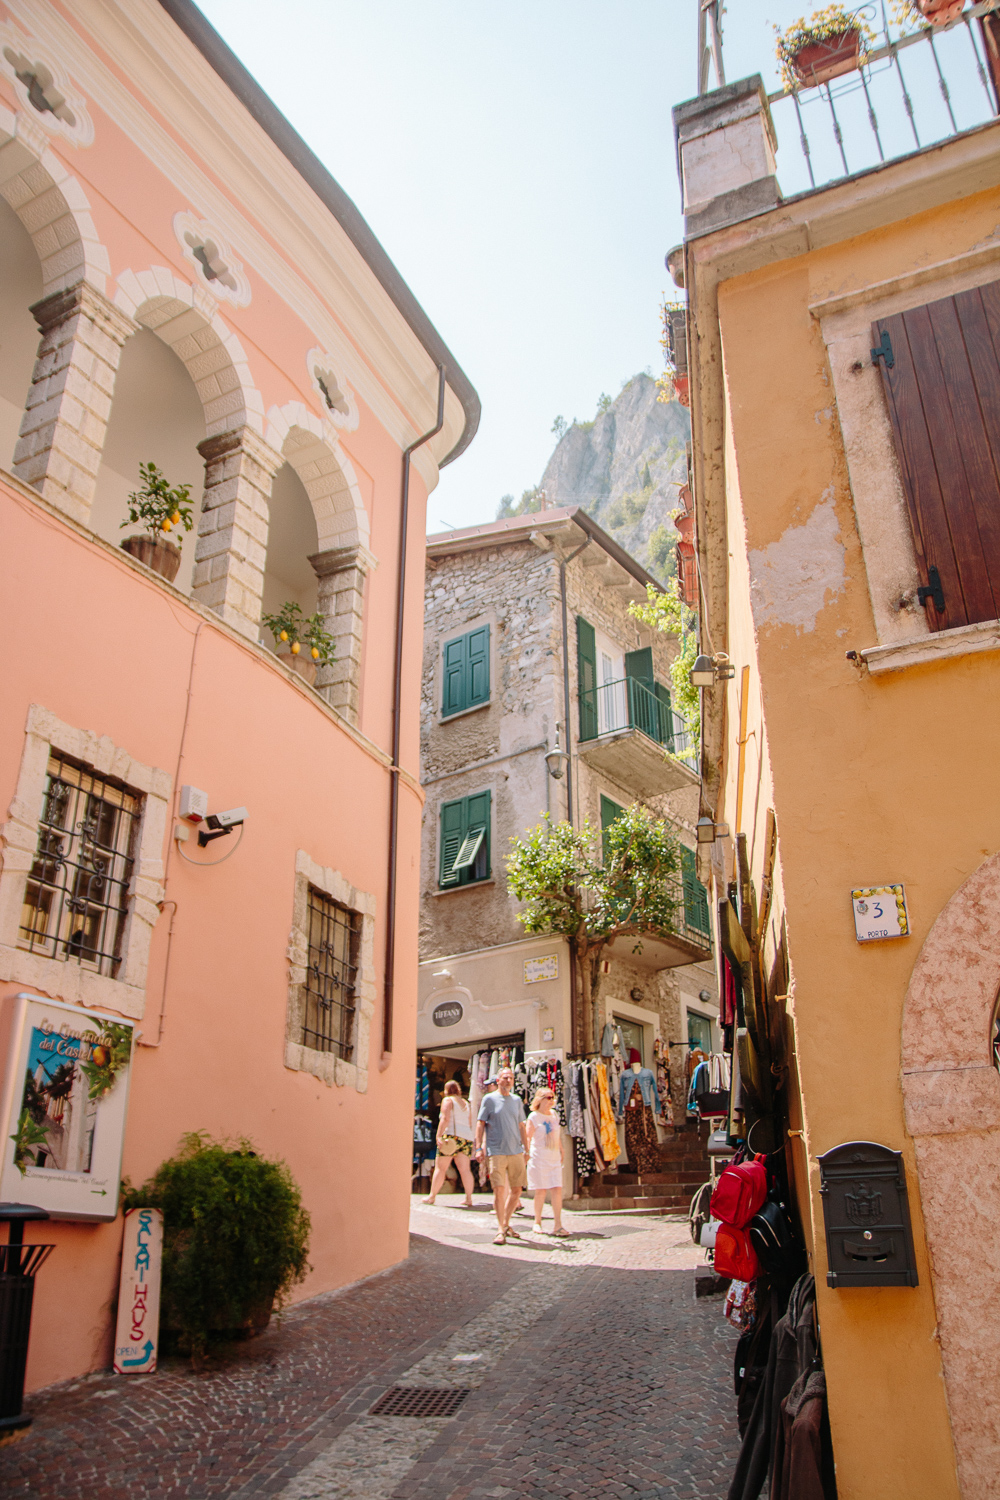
[0,1203,739,1500]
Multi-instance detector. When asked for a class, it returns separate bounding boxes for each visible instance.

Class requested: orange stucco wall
[1,470,426,1391]
[700,182,1000,1496]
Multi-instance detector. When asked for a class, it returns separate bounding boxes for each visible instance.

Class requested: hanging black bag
[748,1196,797,1275]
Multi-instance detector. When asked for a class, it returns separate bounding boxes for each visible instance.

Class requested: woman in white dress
[426,1079,476,1207]
[526,1087,568,1236]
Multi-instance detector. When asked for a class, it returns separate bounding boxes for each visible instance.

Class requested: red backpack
[710,1154,768,1228]
[714,1223,761,1282]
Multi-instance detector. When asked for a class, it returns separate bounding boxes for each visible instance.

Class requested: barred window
[303,887,359,1060]
[19,754,141,978]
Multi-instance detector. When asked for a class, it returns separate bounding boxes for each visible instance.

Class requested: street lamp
[545,730,568,780]
[690,651,736,688]
[696,816,718,844]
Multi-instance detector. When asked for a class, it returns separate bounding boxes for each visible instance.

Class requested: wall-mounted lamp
[545,728,568,780]
[691,652,736,688]
[696,816,730,845]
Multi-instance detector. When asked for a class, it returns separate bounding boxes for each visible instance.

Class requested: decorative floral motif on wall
[0,23,93,145]
[307,348,359,431]
[173,210,251,307]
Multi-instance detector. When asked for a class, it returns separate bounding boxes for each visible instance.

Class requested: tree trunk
[579,941,607,1055]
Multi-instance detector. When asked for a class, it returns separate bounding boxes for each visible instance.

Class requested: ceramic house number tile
[851,884,909,942]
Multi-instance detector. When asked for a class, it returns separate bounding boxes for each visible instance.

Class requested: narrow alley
[0,1204,738,1500]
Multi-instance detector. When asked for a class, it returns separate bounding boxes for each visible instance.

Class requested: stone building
[417,506,716,1123]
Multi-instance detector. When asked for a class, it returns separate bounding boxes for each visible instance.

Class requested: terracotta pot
[917,0,966,22]
[674,373,690,409]
[277,648,318,687]
[120,533,181,582]
[790,28,861,87]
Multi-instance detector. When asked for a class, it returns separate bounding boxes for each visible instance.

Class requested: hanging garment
[606,1055,625,1119]
[624,1096,662,1174]
[620,1067,661,1115]
[469,1054,483,1119]
[489,1048,500,1079]
[596,1063,619,1163]
[587,1064,607,1171]
[415,1063,430,1112]
[574,1134,596,1180]
[567,1063,586,1137]
[721,956,738,1027]
[771,1369,836,1500]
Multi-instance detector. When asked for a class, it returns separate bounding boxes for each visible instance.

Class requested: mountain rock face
[540,374,690,580]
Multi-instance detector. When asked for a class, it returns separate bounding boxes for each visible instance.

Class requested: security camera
[198,807,248,847]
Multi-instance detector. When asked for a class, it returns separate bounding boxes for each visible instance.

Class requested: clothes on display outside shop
[689,1052,732,1118]
[468,1045,525,1118]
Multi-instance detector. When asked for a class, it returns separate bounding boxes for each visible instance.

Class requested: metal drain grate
[369,1385,469,1419]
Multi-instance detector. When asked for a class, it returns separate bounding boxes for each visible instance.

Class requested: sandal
[505,1227,521,1238]
[493,1231,506,1245]
[552,1227,571,1237]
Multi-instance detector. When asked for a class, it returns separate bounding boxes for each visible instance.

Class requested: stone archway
[901,851,1000,1500]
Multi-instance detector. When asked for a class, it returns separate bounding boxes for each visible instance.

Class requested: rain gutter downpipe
[382,365,446,1062]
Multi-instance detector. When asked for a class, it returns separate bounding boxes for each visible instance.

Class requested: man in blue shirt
[475,1067,528,1245]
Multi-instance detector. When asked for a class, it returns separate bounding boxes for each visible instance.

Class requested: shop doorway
[614,1017,645,1065]
[414,1032,525,1196]
[687,1011,713,1054]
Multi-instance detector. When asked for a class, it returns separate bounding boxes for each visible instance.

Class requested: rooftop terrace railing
[768,3,1000,196]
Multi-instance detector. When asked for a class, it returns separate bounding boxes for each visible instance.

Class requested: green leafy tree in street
[507,807,683,1052]
[629,577,699,755]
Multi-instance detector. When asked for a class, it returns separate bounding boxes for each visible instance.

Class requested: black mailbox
[817,1141,918,1289]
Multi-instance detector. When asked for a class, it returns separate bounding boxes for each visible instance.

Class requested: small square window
[19,754,141,978]
[302,887,360,1061]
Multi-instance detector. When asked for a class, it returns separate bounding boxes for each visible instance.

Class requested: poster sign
[432,999,464,1028]
[0,993,135,1220]
[114,1207,163,1374]
[524,954,558,984]
[851,885,909,943]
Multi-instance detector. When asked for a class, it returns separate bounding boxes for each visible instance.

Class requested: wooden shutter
[624,647,654,683]
[439,797,466,886]
[467,626,490,707]
[577,616,598,741]
[600,794,625,864]
[442,636,467,717]
[681,846,711,935]
[463,789,491,880]
[873,281,1000,631]
[654,681,673,749]
[625,646,656,739]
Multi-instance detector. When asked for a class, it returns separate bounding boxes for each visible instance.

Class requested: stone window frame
[813,246,1000,676]
[0,704,170,1018]
[435,612,496,723]
[284,849,376,1092]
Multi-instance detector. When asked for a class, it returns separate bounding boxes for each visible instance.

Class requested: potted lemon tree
[776,8,875,90]
[261,601,335,687]
[119,462,193,583]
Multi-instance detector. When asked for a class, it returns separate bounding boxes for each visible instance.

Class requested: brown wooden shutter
[873,281,1000,631]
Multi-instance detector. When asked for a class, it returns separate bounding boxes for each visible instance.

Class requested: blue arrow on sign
[120,1340,154,1368]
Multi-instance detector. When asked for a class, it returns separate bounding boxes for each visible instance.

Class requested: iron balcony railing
[581,676,694,761]
[768,3,1000,198]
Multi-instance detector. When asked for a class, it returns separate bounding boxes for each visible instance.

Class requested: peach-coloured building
[0,0,478,1391]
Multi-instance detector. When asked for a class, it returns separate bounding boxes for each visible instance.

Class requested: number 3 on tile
[852,885,909,942]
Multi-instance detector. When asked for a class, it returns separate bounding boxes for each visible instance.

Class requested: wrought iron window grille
[302,887,360,1061]
[19,754,141,978]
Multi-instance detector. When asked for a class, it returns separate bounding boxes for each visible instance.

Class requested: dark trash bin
[0,1205,54,1440]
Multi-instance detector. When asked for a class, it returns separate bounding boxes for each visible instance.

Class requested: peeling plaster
[748,497,845,633]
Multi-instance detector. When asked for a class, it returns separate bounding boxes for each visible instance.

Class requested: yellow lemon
[161,518,173,532]
[311,647,319,660]
[291,641,301,655]
[279,630,289,642]
[171,510,181,525]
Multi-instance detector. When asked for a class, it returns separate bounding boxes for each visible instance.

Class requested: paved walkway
[0,1200,740,1499]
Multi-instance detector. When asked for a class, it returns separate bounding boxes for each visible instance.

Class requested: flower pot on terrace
[917,0,966,22]
[120,533,181,583]
[674,373,690,409]
[790,28,862,87]
[277,648,318,687]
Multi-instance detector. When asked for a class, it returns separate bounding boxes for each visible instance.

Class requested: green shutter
[577,616,598,741]
[442,636,467,717]
[600,794,625,864]
[681,846,711,935]
[439,798,466,886]
[625,647,656,739]
[467,626,490,707]
[624,647,654,684]
[654,681,672,749]
[440,790,491,886]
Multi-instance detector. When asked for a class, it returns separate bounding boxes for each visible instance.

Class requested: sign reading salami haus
[432,999,464,1028]
[114,1207,163,1374]
[0,993,135,1221]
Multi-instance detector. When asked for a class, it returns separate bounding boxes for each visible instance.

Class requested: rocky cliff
[513,375,691,581]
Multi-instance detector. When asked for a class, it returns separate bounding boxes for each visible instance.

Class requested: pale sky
[197,2,994,532]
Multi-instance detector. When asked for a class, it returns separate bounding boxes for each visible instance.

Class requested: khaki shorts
[488,1153,527,1191]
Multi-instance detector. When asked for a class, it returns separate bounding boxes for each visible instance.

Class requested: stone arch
[0,103,109,294]
[901,851,1000,1500]
[265,401,370,551]
[114,268,264,437]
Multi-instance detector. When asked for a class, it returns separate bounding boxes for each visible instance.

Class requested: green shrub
[122,1131,311,1360]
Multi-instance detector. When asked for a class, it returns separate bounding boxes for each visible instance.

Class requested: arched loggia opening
[262,463,319,623]
[0,194,43,471]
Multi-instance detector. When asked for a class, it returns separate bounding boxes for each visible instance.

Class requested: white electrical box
[179,785,208,823]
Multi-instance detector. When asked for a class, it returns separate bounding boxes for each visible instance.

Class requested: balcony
[578,677,698,796]
[605,869,713,969]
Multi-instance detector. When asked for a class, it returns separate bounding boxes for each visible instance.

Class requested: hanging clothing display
[415,1062,430,1112]
[623,1088,662,1174]
[689,1052,731,1117]
[596,1062,619,1164]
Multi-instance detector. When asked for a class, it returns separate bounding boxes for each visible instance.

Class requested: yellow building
[674,56,1000,1500]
